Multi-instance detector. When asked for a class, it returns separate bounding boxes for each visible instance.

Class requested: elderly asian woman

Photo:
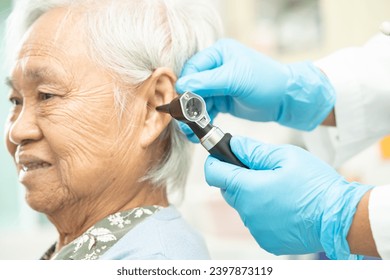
[4,0,221,260]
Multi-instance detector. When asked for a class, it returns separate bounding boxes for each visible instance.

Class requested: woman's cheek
[41,96,113,154]
[43,119,117,197]
[38,92,127,194]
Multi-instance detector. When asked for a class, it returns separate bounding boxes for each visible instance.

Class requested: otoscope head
[156,91,210,127]
[156,91,212,139]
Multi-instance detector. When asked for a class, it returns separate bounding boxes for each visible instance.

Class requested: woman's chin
[24,189,64,215]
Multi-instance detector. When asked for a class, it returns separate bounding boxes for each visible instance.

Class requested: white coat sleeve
[369,185,390,259]
[302,34,390,167]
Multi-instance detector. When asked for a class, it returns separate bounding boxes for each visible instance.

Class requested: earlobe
[140,67,178,149]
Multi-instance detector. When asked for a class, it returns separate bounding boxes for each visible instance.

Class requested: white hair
[6,0,223,193]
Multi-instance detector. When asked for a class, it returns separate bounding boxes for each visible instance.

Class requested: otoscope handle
[208,133,248,168]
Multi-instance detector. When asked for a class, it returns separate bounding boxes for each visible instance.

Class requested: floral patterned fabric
[41,206,162,260]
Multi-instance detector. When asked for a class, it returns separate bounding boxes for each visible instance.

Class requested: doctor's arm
[320,108,336,126]
[305,33,390,165]
[347,190,379,257]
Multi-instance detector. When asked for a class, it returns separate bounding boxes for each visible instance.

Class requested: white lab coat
[303,31,390,259]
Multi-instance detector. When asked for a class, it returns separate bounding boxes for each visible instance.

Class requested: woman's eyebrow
[24,67,61,83]
[5,67,66,89]
[5,77,15,89]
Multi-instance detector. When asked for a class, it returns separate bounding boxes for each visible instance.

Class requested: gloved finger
[177,121,199,143]
[204,156,240,189]
[208,107,219,122]
[179,44,224,77]
[213,96,232,113]
[205,156,259,208]
[205,98,219,121]
[230,136,281,170]
[204,156,253,190]
[175,68,231,97]
[205,156,240,208]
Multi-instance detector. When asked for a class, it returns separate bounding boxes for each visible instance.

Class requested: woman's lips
[17,155,54,186]
[17,154,53,172]
[21,161,52,172]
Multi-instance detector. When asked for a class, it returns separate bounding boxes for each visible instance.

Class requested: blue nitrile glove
[176,39,336,141]
[205,136,374,259]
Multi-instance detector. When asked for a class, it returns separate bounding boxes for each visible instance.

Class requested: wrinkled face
[4,8,145,213]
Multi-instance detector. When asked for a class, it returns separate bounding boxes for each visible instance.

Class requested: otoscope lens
[185,98,203,119]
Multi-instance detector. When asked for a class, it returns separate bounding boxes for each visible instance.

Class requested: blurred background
[1,0,390,260]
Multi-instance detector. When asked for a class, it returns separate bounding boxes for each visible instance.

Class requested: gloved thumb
[204,155,252,208]
[204,136,277,208]
[229,136,281,170]
[204,156,246,190]
[204,136,279,189]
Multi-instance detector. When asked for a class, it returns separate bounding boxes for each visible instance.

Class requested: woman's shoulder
[99,205,210,260]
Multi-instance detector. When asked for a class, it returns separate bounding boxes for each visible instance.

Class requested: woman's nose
[8,107,43,146]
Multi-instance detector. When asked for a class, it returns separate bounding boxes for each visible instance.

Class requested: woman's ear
[139,67,178,149]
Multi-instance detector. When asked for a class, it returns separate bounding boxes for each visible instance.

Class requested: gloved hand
[176,39,336,141]
[205,136,374,259]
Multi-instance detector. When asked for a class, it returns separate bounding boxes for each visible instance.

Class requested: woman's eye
[39,92,55,101]
[9,97,22,106]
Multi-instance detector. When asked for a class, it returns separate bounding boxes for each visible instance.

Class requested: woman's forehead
[17,7,87,61]
[12,7,113,87]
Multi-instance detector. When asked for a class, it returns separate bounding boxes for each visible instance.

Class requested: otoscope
[156,91,247,168]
